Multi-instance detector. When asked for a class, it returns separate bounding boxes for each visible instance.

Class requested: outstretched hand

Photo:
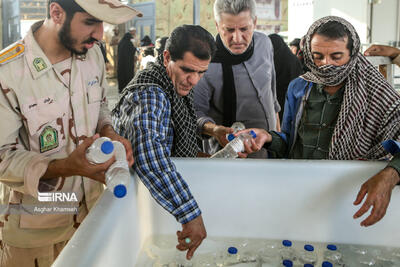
[353,167,400,226]
[364,44,400,59]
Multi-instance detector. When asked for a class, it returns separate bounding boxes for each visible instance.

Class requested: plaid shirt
[112,85,201,224]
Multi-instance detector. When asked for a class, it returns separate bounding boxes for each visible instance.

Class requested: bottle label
[230,138,245,153]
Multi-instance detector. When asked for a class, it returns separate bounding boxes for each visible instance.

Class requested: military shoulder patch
[33,57,47,72]
[39,126,59,153]
[0,44,25,65]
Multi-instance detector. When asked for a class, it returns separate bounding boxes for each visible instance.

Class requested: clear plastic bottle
[356,256,376,266]
[348,245,376,266]
[105,141,130,198]
[210,130,257,158]
[225,122,246,140]
[322,261,344,267]
[223,247,240,265]
[279,240,296,262]
[194,253,215,267]
[298,244,317,265]
[258,241,280,265]
[86,137,114,163]
[282,259,293,267]
[323,244,343,266]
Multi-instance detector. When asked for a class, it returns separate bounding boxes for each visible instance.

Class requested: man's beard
[58,16,96,55]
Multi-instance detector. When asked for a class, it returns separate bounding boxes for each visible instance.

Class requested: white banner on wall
[256,0,281,20]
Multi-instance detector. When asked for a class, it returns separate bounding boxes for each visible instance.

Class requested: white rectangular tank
[52,159,400,267]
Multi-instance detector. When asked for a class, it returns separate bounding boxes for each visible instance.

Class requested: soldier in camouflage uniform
[0,0,140,266]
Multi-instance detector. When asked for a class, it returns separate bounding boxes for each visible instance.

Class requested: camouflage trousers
[0,240,68,267]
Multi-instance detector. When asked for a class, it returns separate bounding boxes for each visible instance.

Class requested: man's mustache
[83,38,98,44]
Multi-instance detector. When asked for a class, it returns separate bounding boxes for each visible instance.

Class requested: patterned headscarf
[301,16,400,160]
[113,61,199,157]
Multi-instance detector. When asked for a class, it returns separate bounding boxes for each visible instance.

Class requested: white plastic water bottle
[279,240,296,262]
[258,242,280,266]
[348,245,376,266]
[225,122,246,140]
[282,260,293,267]
[105,141,130,198]
[210,130,257,158]
[323,244,343,266]
[299,244,317,265]
[322,261,343,267]
[223,247,240,265]
[86,137,114,164]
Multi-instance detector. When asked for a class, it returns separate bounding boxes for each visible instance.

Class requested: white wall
[314,0,368,43]
[371,0,399,45]
[288,0,314,42]
[288,0,369,44]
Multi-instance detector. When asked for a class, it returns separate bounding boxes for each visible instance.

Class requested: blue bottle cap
[322,262,333,267]
[282,260,293,267]
[227,247,238,254]
[249,130,257,138]
[227,133,235,142]
[304,244,314,251]
[282,240,292,247]
[101,141,114,154]
[327,244,337,251]
[304,264,314,267]
[113,184,127,198]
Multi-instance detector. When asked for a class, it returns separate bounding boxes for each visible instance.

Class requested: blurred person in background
[289,37,301,55]
[110,27,120,77]
[139,46,156,70]
[269,34,303,120]
[117,29,137,92]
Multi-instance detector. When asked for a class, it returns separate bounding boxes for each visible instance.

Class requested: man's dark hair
[143,47,155,57]
[314,21,354,54]
[141,35,153,47]
[156,36,169,55]
[289,38,301,49]
[47,0,85,19]
[166,25,216,61]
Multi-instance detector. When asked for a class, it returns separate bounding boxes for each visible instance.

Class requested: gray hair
[214,0,256,23]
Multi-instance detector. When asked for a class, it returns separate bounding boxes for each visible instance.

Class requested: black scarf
[117,61,199,157]
[212,34,254,126]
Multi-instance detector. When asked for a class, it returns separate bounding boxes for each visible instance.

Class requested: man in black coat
[269,34,303,120]
[117,31,137,93]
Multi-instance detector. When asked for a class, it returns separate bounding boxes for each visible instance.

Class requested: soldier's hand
[100,125,134,166]
[64,134,115,183]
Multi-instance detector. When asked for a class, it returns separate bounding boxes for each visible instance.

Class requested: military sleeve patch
[39,126,59,153]
[0,44,25,65]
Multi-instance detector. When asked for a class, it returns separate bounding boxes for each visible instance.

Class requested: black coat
[269,34,304,120]
[117,33,136,92]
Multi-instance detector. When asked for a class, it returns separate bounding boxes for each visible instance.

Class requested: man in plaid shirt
[112,25,216,260]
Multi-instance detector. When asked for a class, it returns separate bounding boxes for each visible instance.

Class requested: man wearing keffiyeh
[239,16,400,227]
[112,25,216,260]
